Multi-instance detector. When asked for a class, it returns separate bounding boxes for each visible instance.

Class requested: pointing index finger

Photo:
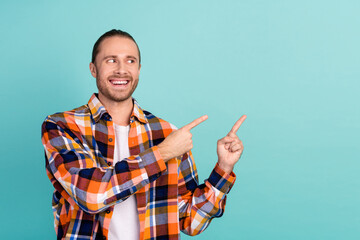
[182,115,208,131]
[229,115,247,134]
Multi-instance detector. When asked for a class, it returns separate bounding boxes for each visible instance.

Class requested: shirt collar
[87,93,148,124]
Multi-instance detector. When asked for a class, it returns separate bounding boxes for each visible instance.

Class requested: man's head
[91,29,141,64]
[90,29,141,104]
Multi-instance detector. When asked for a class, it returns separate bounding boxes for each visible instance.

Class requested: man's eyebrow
[103,55,117,60]
[126,55,138,60]
[102,55,138,61]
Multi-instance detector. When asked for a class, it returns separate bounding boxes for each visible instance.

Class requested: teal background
[1,1,359,239]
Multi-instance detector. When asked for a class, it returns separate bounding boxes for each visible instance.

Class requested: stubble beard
[96,76,139,103]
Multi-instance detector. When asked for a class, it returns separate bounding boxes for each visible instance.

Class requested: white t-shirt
[108,124,140,240]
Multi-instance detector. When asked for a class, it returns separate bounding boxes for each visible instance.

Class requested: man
[41,29,246,240]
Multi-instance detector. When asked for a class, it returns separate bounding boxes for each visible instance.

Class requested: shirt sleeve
[177,150,236,236]
[41,116,167,214]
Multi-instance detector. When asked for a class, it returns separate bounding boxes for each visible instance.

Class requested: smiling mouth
[109,80,130,86]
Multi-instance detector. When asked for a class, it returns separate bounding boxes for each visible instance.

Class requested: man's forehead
[98,36,138,55]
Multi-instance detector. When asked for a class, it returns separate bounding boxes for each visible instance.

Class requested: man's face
[89,36,141,103]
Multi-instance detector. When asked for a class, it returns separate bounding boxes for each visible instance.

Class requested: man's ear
[89,62,97,78]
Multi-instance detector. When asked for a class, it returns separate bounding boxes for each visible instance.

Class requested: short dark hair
[91,29,141,64]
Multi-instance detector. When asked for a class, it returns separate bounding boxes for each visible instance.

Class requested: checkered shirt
[41,93,236,240]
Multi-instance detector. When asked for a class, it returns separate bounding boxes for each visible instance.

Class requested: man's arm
[177,151,236,236]
[176,115,246,235]
[42,114,208,215]
[41,116,167,214]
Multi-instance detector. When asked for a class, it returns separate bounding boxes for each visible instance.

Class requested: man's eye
[107,59,116,63]
[127,59,135,63]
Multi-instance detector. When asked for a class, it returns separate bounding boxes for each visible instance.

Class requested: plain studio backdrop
[0,1,359,239]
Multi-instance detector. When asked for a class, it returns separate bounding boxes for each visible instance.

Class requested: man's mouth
[109,79,130,86]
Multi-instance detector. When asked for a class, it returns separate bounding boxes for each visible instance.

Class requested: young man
[41,29,246,240]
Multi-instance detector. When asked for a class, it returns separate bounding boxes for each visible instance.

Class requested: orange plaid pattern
[41,93,236,240]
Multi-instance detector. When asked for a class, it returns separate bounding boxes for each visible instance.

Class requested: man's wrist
[217,161,234,174]
[157,144,171,162]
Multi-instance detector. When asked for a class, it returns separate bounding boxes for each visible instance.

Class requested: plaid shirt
[41,93,236,240]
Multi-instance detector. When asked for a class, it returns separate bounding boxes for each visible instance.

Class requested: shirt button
[109,138,113,142]
[105,209,111,214]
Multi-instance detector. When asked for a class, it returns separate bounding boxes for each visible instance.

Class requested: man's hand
[217,115,247,174]
[158,115,208,162]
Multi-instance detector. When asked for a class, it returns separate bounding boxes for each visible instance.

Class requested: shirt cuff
[138,145,167,181]
[207,163,236,194]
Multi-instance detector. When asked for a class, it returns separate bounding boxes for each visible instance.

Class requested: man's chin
[98,91,133,104]
[110,94,133,102]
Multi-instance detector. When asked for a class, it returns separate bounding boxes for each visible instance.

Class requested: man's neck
[98,94,133,126]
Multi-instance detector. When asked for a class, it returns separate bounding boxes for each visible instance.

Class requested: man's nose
[114,61,127,74]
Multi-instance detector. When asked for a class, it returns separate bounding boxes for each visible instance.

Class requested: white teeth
[112,80,128,85]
